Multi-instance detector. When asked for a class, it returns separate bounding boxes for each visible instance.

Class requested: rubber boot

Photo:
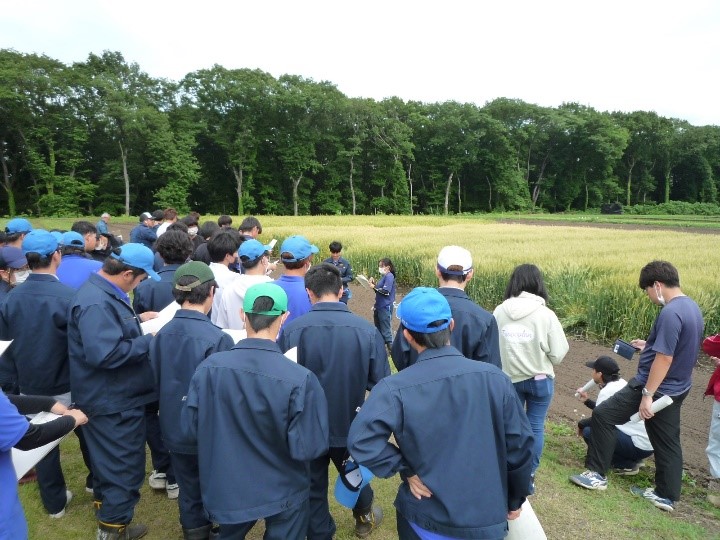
[96,521,148,540]
[352,503,383,538]
[182,525,212,540]
[209,525,220,539]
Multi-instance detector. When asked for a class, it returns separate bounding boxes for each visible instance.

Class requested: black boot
[96,521,148,540]
[209,525,220,539]
[352,504,383,538]
[182,525,212,540]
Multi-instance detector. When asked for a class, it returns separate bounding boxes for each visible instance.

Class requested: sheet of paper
[12,412,73,481]
[284,347,297,363]
[140,301,181,335]
[266,238,277,251]
[0,340,13,356]
[356,275,372,290]
[506,500,546,540]
[222,328,246,344]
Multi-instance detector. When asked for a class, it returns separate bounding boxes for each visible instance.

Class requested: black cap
[151,210,165,221]
[585,356,620,377]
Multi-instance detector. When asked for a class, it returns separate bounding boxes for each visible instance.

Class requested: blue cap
[110,243,161,281]
[0,246,28,269]
[5,218,33,234]
[238,239,268,262]
[61,231,85,249]
[21,229,59,257]
[50,231,64,244]
[279,235,318,263]
[397,287,452,333]
[334,459,374,509]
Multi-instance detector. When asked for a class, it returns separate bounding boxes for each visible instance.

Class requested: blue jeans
[374,307,393,345]
[513,376,554,474]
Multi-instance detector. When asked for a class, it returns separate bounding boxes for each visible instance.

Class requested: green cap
[173,261,216,291]
[244,283,288,315]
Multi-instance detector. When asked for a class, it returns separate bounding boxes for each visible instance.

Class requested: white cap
[437,245,473,276]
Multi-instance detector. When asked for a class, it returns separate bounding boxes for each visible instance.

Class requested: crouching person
[183,283,329,539]
[348,287,534,540]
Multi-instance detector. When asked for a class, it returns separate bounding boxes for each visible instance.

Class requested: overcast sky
[4,0,719,126]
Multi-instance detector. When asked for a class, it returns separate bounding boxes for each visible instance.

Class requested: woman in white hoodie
[494,264,569,486]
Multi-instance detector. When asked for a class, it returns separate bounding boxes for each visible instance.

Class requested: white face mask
[654,284,666,306]
[188,226,198,237]
[378,266,386,275]
[13,270,30,284]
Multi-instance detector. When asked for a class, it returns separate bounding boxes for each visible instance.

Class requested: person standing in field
[493,263,569,492]
[348,287,534,540]
[570,260,704,513]
[322,241,353,305]
[703,346,720,507]
[274,235,319,326]
[369,258,396,348]
[391,245,500,371]
[96,213,111,236]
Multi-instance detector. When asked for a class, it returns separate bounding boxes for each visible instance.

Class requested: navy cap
[5,218,33,234]
[61,231,85,249]
[22,230,59,257]
[111,243,161,281]
[397,287,452,334]
[585,356,620,377]
[280,235,318,263]
[334,459,375,509]
[239,239,268,262]
[0,246,28,269]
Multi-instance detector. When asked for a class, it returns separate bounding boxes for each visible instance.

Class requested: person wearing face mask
[183,283,329,539]
[570,260,704,513]
[215,239,273,330]
[0,247,29,394]
[368,258,396,348]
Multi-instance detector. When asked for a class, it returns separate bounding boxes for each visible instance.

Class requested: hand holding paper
[575,379,597,398]
[630,394,673,422]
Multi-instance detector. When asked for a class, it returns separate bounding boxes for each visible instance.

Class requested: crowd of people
[0,209,716,540]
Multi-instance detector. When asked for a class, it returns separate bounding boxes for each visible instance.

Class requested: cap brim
[584,361,596,369]
[334,465,374,508]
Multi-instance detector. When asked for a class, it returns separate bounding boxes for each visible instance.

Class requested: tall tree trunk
[625,156,636,207]
[407,163,413,215]
[120,141,130,216]
[348,156,356,215]
[444,171,454,215]
[233,165,244,215]
[0,141,16,216]
[664,170,671,203]
[532,153,550,207]
[292,174,303,216]
[457,174,462,213]
[486,176,493,211]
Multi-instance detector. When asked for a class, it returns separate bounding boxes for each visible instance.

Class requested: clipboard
[356,275,372,290]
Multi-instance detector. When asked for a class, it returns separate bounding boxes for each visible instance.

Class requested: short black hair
[163,208,178,220]
[282,255,311,271]
[180,215,199,228]
[156,230,193,265]
[172,275,217,306]
[102,250,146,278]
[329,241,342,253]
[239,216,262,234]
[245,296,281,332]
[71,220,97,236]
[167,221,189,234]
[439,265,468,284]
[379,258,395,276]
[503,264,548,301]
[638,261,680,289]
[208,230,242,263]
[26,251,55,270]
[305,263,341,298]
[241,254,264,270]
[405,321,451,349]
[218,215,233,227]
[199,221,219,240]
[61,245,85,257]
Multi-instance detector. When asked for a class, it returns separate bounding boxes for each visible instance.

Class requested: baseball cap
[397,287,452,334]
[139,212,152,222]
[437,245,473,276]
[173,261,216,291]
[110,243,161,281]
[61,231,85,249]
[22,229,59,256]
[279,235,318,263]
[243,283,288,315]
[334,458,374,509]
[239,239,268,262]
[151,210,165,221]
[585,356,620,377]
[5,218,33,235]
[703,334,720,358]
[0,247,28,269]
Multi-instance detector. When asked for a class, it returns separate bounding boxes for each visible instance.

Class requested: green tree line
[2,49,719,217]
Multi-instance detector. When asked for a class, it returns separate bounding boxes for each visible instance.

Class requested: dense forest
[1,49,719,217]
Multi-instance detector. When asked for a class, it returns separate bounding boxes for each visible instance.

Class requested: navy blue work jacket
[68,272,156,416]
[278,302,390,447]
[0,274,75,395]
[391,287,501,371]
[183,338,329,524]
[149,309,234,454]
[348,346,534,539]
[132,264,181,313]
[129,224,157,249]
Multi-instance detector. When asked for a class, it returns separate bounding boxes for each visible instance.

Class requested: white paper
[506,500,546,540]
[266,239,277,251]
[629,394,673,422]
[140,301,181,335]
[12,412,73,480]
[284,347,297,363]
[575,379,597,397]
[356,275,372,290]
[222,328,246,344]
[0,339,13,356]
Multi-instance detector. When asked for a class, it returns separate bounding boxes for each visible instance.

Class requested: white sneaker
[166,483,179,500]
[49,489,73,518]
[148,470,167,490]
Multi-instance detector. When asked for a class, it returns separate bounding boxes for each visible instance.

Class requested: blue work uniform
[183,338,329,535]
[278,301,390,539]
[0,392,31,540]
[348,346,534,540]
[323,256,353,304]
[274,275,312,325]
[149,309,233,530]
[68,272,156,525]
[57,254,102,290]
[373,272,396,345]
[129,224,157,249]
[96,220,109,235]
[391,287,501,371]
[132,264,181,314]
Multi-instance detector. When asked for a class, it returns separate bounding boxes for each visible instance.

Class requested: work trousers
[145,401,175,484]
[171,451,210,530]
[219,499,308,540]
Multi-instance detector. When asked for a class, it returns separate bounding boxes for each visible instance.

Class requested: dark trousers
[308,447,374,540]
[75,425,96,493]
[171,452,209,530]
[145,401,175,484]
[585,379,688,501]
[582,426,654,469]
[35,445,68,513]
[219,500,309,540]
[84,407,146,524]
